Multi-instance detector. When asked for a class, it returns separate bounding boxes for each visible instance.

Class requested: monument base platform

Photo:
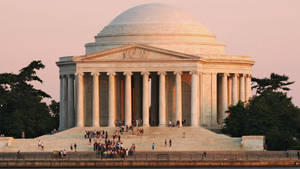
[0,127,249,152]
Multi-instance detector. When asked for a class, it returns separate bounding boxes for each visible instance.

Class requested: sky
[0,0,299,106]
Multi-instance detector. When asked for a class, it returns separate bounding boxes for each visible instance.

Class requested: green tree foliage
[222,73,300,150]
[0,60,58,138]
[252,73,294,94]
[49,100,59,130]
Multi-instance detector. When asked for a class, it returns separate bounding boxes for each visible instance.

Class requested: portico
[57,44,253,130]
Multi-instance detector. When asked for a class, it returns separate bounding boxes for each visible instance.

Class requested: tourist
[37,140,41,148]
[169,139,172,147]
[74,143,77,152]
[169,120,172,127]
[152,142,155,150]
[165,139,167,147]
[202,152,207,159]
[70,144,73,151]
[17,150,21,159]
[63,149,67,158]
[41,141,44,151]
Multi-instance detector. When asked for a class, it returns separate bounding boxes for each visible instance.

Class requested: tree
[0,60,58,138]
[222,73,300,150]
[49,100,60,130]
[252,73,294,94]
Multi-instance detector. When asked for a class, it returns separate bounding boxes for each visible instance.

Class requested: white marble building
[56,4,254,130]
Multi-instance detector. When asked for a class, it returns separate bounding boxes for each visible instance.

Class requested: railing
[0,151,299,161]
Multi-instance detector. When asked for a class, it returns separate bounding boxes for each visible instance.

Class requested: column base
[108,124,115,128]
[76,121,84,127]
[143,124,150,127]
[58,126,65,131]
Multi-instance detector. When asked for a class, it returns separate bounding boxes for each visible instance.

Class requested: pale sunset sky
[0,0,299,106]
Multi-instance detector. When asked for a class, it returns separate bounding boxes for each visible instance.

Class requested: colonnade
[59,74,75,131]
[217,73,252,123]
[74,71,193,128]
[59,71,251,130]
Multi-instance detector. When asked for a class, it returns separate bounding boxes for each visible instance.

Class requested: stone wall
[242,136,265,151]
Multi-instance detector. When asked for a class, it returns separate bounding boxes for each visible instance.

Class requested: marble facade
[56,4,254,130]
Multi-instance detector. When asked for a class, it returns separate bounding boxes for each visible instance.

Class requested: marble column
[174,71,182,127]
[158,71,166,126]
[63,75,68,128]
[59,75,65,130]
[228,77,232,106]
[221,73,228,121]
[124,72,132,126]
[142,71,150,127]
[232,73,238,105]
[239,74,245,102]
[92,72,100,127]
[190,71,199,127]
[67,74,75,128]
[76,73,84,127]
[245,74,252,101]
[108,72,116,127]
[211,73,218,126]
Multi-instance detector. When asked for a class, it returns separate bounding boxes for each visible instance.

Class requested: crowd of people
[84,126,139,158]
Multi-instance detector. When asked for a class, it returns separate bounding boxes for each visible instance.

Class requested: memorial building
[57,3,254,131]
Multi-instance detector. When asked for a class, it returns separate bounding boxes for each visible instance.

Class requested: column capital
[107,72,116,76]
[158,71,166,76]
[189,71,199,75]
[75,72,84,76]
[91,72,100,76]
[173,71,182,75]
[141,71,149,76]
[245,74,252,78]
[123,71,132,76]
[238,73,245,77]
[220,73,229,77]
[231,73,238,77]
[67,74,75,78]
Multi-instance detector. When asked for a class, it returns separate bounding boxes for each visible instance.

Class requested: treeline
[223,73,300,150]
[0,60,59,138]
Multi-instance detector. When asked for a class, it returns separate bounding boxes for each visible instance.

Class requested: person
[37,140,41,148]
[74,143,77,152]
[165,139,167,147]
[169,139,172,147]
[41,141,44,151]
[152,142,155,150]
[70,144,73,151]
[202,152,207,159]
[17,150,21,159]
[297,150,300,159]
[63,149,67,158]
[169,120,172,127]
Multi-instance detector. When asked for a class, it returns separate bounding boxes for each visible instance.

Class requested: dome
[85,3,226,55]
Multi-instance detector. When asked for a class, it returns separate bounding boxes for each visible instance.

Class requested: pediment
[73,44,201,62]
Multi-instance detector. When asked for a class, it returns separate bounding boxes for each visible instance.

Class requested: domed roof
[98,3,214,36]
[86,3,226,55]
[110,3,205,25]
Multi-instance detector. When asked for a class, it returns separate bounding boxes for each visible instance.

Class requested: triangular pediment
[73,44,203,62]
